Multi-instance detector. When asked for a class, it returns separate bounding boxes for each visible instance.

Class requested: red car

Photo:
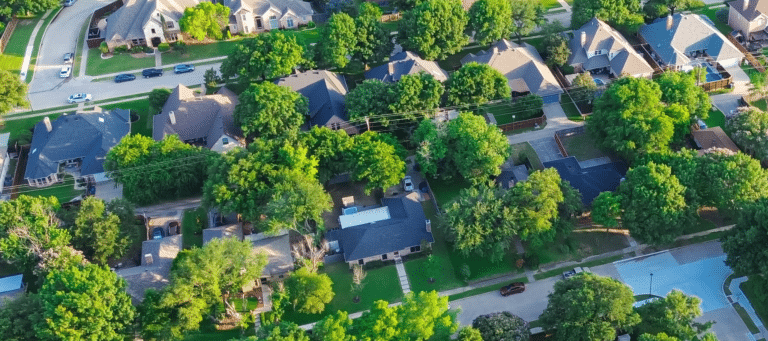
[500,282,526,296]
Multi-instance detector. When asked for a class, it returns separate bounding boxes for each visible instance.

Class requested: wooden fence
[553,126,586,158]
[634,43,664,75]
[699,63,732,92]
[497,115,546,132]
[0,17,19,54]
[381,13,402,22]
[86,0,123,48]
[726,34,764,73]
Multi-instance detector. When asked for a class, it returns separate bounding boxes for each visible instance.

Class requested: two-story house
[104,0,199,50]
[728,0,768,40]
[568,18,654,78]
[223,0,314,35]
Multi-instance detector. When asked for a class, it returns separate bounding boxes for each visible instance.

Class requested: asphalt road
[453,276,559,325]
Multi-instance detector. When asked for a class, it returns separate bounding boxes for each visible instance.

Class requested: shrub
[157,42,170,52]
[129,45,144,53]
[114,45,128,53]
[473,312,530,341]
[307,21,316,29]
[174,41,187,54]
[524,252,540,268]
[459,263,471,281]
[99,42,109,54]
[143,46,154,53]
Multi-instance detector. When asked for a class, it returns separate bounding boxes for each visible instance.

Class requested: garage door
[543,94,560,104]
[718,58,740,68]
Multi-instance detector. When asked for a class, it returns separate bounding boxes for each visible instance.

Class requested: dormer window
[594,50,603,55]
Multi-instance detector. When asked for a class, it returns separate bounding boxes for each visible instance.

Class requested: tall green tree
[220,32,305,82]
[319,12,357,69]
[70,197,126,265]
[0,0,58,16]
[725,109,768,161]
[540,21,570,66]
[234,82,309,138]
[413,119,448,177]
[507,168,565,240]
[346,80,393,124]
[37,264,135,341]
[300,126,354,183]
[722,198,768,275]
[179,2,230,41]
[447,62,511,106]
[591,191,621,227]
[458,327,485,341]
[0,69,28,115]
[635,290,710,340]
[398,0,469,60]
[0,293,43,341]
[387,73,445,121]
[285,267,335,314]
[571,0,644,31]
[255,322,310,341]
[473,312,530,341]
[347,131,406,193]
[619,162,691,245]
[571,72,598,104]
[540,272,641,341]
[148,88,172,112]
[397,291,457,340]
[354,3,394,67]
[468,0,513,46]
[445,113,511,183]
[510,0,545,43]
[312,311,353,341]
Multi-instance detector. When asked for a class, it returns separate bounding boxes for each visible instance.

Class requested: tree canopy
[148,87,172,112]
[69,197,126,265]
[540,21,571,66]
[347,131,407,193]
[348,74,444,127]
[354,3,394,67]
[353,291,456,341]
[398,0,469,60]
[725,109,768,161]
[447,62,511,106]
[285,267,335,314]
[635,290,710,340]
[468,0,513,46]
[723,198,768,275]
[510,0,546,43]
[0,69,28,115]
[220,32,305,81]
[0,0,58,16]
[299,126,354,183]
[179,2,230,41]
[540,272,641,341]
[473,311,530,341]
[319,12,357,69]
[571,0,644,31]
[234,82,308,138]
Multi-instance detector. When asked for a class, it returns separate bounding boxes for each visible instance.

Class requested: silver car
[67,93,92,103]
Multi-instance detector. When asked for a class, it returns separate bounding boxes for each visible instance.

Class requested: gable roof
[275,70,358,134]
[105,0,199,42]
[365,51,449,83]
[246,231,294,277]
[543,156,628,205]
[325,192,434,262]
[203,223,244,245]
[729,0,768,21]
[25,108,130,181]
[461,39,563,97]
[569,18,654,76]
[497,164,529,189]
[692,127,740,154]
[153,84,242,149]
[639,14,744,66]
[223,0,313,19]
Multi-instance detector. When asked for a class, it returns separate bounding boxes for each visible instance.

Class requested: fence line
[0,17,19,54]
[497,115,546,132]
[381,13,402,22]
[726,33,764,73]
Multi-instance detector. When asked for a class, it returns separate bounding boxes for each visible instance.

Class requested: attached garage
[717,58,741,68]
[542,93,561,104]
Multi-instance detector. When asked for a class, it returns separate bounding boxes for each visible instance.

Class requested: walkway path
[556,0,572,12]
[395,257,411,294]
[507,103,584,145]
[19,9,54,82]
[4,95,150,121]
[154,48,161,67]
[729,276,768,340]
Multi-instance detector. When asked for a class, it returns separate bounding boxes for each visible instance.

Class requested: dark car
[142,68,163,78]
[173,64,195,74]
[500,282,525,296]
[152,227,165,240]
[114,74,136,83]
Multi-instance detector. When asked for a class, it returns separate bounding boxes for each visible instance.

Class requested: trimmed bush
[158,42,170,52]
[307,21,316,28]
[114,45,129,53]
[99,41,109,54]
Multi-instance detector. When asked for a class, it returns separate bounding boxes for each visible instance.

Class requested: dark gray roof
[543,156,627,205]
[153,84,242,149]
[202,223,243,245]
[729,0,768,22]
[25,108,130,181]
[639,14,743,66]
[275,70,358,134]
[569,18,654,76]
[497,164,529,189]
[325,192,434,262]
[365,51,449,83]
[105,0,199,42]
[247,231,294,277]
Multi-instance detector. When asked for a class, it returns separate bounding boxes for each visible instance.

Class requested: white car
[67,93,92,103]
[60,66,71,78]
[403,176,414,192]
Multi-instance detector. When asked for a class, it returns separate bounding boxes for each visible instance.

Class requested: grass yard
[85,48,155,76]
[381,20,399,33]
[734,303,761,334]
[16,173,83,202]
[704,109,725,128]
[437,45,488,71]
[181,207,207,249]
[681,215,717,235]
[72,14,91,77]
[560,95,584,121]
[568,231,630,256]
[752,99,767,111]
[540,0,562,10]
[0,113,67,145]
[741,276,768,327]
[694,7,732,35]
[427,175,472,207]
[161,40,240,65]
[97,99,154,137]
[509,142,544,170]
[280,262,403,325]
[559,133,608,161]
[0,16,41,75]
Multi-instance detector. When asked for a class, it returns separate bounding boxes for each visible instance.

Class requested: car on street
[67,93,91,103]
[114,74,136,83]
[174,64,195,74]
[152,227,165,240]
[403,176,414,192]
[63,52,74,64]
[63,0,76,6]
[59,66,71,78]
[142,68,163,78]
[500,282,526,296]
[562,267,590,280]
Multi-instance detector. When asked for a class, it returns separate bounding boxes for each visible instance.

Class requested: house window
[381,254,388,260]
[151,28,156,34]
[244,26,249,33]
[594,50,602,55]
[256,18,263,29]
[270,16,278,29]
[242,14,247,21]
[166,21,174,29]
[410,245,421,252]
[287,18,294,28]
[358,259,364,265]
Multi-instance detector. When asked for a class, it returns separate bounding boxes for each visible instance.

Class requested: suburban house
[223,0,314,34]
[275,70,359,134]
[365,51,450,83]
[25,108,130,187]
[639,14,744,70]
[325,192,434,266]
[461,39,564,104]
[0,133,11,196]
[691,127,741,155]
[104,0,199,50]
[568,18,654,78]
[153,84,244,152]
[0,274,24,306]
[728,0,768,40]
[119,234,182,303]
[543,156,628,205]
[497,164,529,189]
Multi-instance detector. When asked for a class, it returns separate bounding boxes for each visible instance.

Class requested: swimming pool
[704,64,722,83]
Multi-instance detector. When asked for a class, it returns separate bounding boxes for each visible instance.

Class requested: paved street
[453,277,559,325]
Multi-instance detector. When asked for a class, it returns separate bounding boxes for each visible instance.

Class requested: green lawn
[16,173,83,202]
[560,94,584,121]
[559,133,608,161]
[532,254,625,280]
[741,276,768,327]
[97,99,154,137]
[482,102,542,125]
[753,99,767,111]
[437,45,488,71]
[72,13,91,77]
[509,142,544,170]
[161,40,241,65]
[734,303,761,334]
[85,48,155,76]
[427,175,472,207]
[681,215,717,235]
[0,16,42,75]
[280,262,403,325]
[381,20,399,33]
[181,207,207,249]
[540,0,562,10]
[704,109,725,128]
[1,113,67,146]
[694,7,732,35]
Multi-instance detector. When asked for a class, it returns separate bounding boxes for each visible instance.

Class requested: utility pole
[649,273,654,298]
[365,116,370,131]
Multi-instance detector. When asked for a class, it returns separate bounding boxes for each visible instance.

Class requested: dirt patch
[129,52,152,59]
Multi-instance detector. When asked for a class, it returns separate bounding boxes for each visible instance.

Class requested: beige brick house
[104,0,199,50]
[223,0,314,34]
[728,0,768,39]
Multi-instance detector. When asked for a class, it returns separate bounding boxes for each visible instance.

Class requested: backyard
[509,141,544,170]
[427,176,472,207]
[560,94,583,121]
[181,207,207,249]
[559,132,609,161]
[98,99,153,137]
[16,173,82,202]
[704,109,725,128]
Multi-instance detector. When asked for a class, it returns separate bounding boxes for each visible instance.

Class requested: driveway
[453,276,559,326]
[507,103,583,145]
[94,180,122,202]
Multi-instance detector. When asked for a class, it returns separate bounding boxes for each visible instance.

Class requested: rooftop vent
[169,111,176,125]
[98,117,104,123]
[43,117,52,132]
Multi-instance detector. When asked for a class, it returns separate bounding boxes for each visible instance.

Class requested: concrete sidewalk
[19,9,54,82]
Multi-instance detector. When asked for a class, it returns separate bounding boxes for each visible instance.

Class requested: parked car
[142,68,163,78]
[63,0,76,7]
[152,227,165,240]
[114,74,136,83]
[63,52,74,63]
[67,93,92,103]
[403,176,414,192]
[59,66,71,78]
[697,119,707,129]
[500,282,526,296]
[174,64,195,74]
[562,267,590,280]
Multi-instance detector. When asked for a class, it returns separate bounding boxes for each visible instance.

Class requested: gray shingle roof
[25,108,130,181]
[325,192,434,262]
[224,0,313,20]
[461,39,563,97]
[105,0,200,43]
[275,70,358,134]
[202,223,244,245]
[153,84,242,149]
[729,0,768,22]
[639,14,744,67]
[569,18,654,76]
[246,231,294,277]
[497,164,529,189]
[365,51,449,83]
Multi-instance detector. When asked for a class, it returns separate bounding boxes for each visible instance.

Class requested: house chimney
[580,31,586,46]
[425,219,431,232]
[744,0,750,11]
[169,111,176,125]
[43,117,52,132]
[666,14,674,30]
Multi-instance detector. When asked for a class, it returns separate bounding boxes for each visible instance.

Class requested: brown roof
[729,0,768,22]
[692,127,740,154]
